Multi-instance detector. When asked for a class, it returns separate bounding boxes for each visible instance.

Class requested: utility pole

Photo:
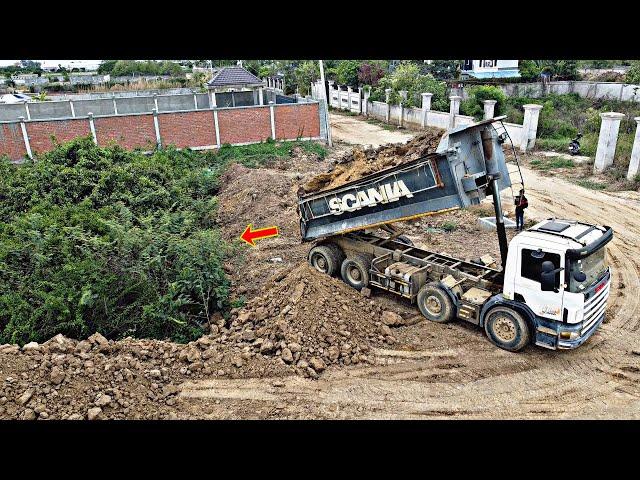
[318,60,332,147]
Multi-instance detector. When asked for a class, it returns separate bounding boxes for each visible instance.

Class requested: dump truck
[297,117,613,351]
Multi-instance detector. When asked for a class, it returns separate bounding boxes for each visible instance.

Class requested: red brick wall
[94,114,157,150]
[27,119,91,154]
[0,123,28,160]
[158,111,216,148]
[217,107,272,144]
[274,104,320,140]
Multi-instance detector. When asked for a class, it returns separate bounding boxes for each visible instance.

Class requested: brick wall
[217,107,272,145]
[0,102,321,161]
[0,123,27,160]
[158,110,216,148]
[94,114,157,150]
[27,119,91,154]
[274,104,320,140]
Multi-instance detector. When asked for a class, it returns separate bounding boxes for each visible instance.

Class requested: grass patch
[440,221,458,232]
[365,118,400,131]
[576,179,607,190]
[529,157,576,171]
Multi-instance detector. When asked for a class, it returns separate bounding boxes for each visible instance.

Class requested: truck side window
[521,249,561,287]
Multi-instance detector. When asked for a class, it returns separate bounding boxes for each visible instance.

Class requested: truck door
[514,245,564,323]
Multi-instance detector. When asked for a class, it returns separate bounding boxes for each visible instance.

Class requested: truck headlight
[560,331,580,340]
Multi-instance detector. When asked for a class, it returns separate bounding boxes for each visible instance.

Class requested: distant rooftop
[207,66,264,88]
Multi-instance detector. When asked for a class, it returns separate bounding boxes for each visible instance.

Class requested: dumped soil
[301,128,444,194]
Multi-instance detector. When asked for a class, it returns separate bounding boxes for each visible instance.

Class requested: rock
[76,340,92,353]
[379,324,393,336]
[308,357,326,373]
[95,394,112,407]
[50,365,66,385]
[88,332,109,347]
[185,348,201,363]
[45,333,75,353]
[260,339,275,354]
[68,413,84,420]
[381,311,404,327]
[210,324,220,336]
[326,345,340,362]
[22,342,41,352]
[20,408,37,420]
[87,407,102,420]
[0,344,19,354]
[288,342,301,353]
[360,287,372,298]
[231,356,244,368]
[281,348,293,363]
[149,369,162,379]
[241,330,256,342]
[17,389,34,406]
[297,359,309,369]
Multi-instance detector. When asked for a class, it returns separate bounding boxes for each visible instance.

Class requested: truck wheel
[396,235,414,247]
[484,306,530,352]
[417,283,454,323]
[308,244,344,277]
[340,255,371,291]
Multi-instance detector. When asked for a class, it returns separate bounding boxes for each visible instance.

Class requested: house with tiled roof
[207,66,266,107]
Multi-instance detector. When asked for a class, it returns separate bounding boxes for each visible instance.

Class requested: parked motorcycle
[569,133,583,155]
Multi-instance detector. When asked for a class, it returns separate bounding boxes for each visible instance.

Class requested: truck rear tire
[417,283,455,323]
[484,306,530,352]
[308,244,344,277]
[340,254,371,291]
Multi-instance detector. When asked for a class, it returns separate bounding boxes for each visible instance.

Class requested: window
[521,249,561,288]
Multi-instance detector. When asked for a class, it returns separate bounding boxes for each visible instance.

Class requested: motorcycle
[569,133,583,155]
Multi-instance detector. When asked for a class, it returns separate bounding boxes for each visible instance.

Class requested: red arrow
[240,224,279,246]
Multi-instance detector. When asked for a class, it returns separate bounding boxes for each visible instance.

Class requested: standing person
[514,188,528,231]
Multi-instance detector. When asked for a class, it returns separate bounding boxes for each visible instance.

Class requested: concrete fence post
[87,113,97,144]
[399,102,404,127]
[449,95,461,130]
[152,108,162,149]
[193,93,198,110]
[210,90,217,108]
[69,100,76,117]
[153,94,159,112]
[520,104,543,152]
[399,90,408,102]
[269,101,276,140]
[347,86,352,112]
[421,93,433,128]
[327,80,334,108]
[385,88,392,123]
[483,100,497,120]
[363,87,370,116]
[23,101,31,121]
[18,116,32,159]
[628,117,640,180]
[258,87,264,106]
[213,109,221,148]
[112,96,118,115]
[594,112,625,171]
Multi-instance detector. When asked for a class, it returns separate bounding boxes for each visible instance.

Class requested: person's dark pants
[515,209,524,230]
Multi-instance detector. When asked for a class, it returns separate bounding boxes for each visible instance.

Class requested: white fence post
[213,109,221,148]
[399,102,404,127]
[385,88,392,123]
[363,87,370,116]
[483,100,497,120]
[69,100,76,117]
[153,108,162,149]
[347,86,352,112]
[269,101,276,140]
[112,96,118,115]
[23,101,31,121]
[87,112,97,144]
[594,112,625,172]
[449,95,461,130]
[153,94,159,112]
[193,93,199,110]
[628,117,640,180]
[520,104,543,152]
[421,92,432,127]
[19,116,32,159]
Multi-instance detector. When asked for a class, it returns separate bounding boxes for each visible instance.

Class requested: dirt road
[177,114,640,419]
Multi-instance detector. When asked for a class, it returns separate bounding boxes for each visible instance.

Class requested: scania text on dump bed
[297,118,613,351]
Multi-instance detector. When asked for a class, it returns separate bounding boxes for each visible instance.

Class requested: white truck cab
[494,218,613,349]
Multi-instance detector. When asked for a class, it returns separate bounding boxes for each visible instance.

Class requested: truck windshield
[568,248,608,293]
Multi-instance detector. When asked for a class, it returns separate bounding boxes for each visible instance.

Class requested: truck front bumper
[534,312,605,350]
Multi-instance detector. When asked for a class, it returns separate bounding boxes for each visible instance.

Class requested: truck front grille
[581,280,610,335]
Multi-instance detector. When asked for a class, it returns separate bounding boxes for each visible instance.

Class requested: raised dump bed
[298,117,513,242]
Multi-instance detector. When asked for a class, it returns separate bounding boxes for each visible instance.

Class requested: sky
[0,60,102,69]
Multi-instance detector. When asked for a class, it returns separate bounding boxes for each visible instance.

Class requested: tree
[294,61,320,95]
[331,60,361,86]
[97,60,117,74]
[423,60,461,80]
[358,62,385,87]
[370,61,447,109]
[519,60,542,81]
[626,61,640,84]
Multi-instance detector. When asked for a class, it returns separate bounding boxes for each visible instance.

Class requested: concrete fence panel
[158,110,217,149]
[217,106,272,144]
[28,102,74,120]
[274,103,321,140]
[73,99,116,117]
[0,104,29,122]
[27,118,91,154]
[156,94,198,112]
[114,96,156,115]
[93,114,157,150]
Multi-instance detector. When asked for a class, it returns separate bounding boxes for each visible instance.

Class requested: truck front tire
[308,244,344,277]
[417,284,454,323]
[340,255,371,291]
[484,306,530,352]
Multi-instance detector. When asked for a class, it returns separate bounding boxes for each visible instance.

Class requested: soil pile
[226,263,405,378]
[302,127,444,194]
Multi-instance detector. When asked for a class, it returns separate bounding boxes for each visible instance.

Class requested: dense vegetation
[97,60,184,77]
[0,138,325,345]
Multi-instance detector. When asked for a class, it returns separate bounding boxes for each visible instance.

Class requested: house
[460,60,520,79]
[207,66,265,107]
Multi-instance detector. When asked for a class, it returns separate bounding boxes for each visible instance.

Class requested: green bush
[460,85,507,120]
[0,137,325,345]
[369,62,447,110]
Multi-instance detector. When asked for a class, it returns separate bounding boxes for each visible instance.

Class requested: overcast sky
[0,60,102,69]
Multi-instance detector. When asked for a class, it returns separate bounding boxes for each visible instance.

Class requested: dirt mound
[302,127,444,194]
[226,262,405,378]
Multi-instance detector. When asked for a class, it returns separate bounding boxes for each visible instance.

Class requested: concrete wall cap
[421,92,433,97]
[483,99,498,105]
[449,95,462,100]
[635,116,640,123]
[523,104,543,110]
[600,111,625,119]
